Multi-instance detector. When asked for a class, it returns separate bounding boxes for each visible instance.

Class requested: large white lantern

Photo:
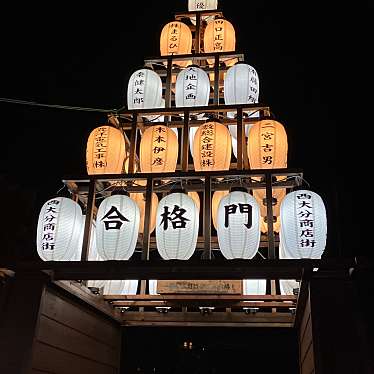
[204,18,236,66]
[37,197,83,261]
[217,190,261,259]
[193,122,232,171]
[175,65,210,108]
[127,68,162,110]
[280,190,327,259]
[140,125,179,173]
[86,126,126,175]
[156,192,199,260]
[96,194,140,260]
[160,21,192,67]
[103,280,138,295]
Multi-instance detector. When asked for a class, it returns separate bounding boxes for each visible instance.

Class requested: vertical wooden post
[141,177,153,261]
[213,54,220,105]
[195,12,201,53]
[81,179,96,261]
[0,273,48,374]
[265,172,275,259]
[236,107,244,170]
[165,57,173,109]
[182,110,190,172]
[128,113,138,174]
[203,176,212,259]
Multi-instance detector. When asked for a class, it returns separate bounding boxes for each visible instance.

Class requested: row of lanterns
[86,119,287,174]
[36,189,326,262]
[127,63,259,112]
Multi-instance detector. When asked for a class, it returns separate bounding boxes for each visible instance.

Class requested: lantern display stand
[1,8,357,329]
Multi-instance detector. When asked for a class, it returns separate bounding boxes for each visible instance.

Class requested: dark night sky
[0,1,370,259]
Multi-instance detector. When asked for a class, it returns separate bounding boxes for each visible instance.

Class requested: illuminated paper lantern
[130,192,159,234]
[37,197,83,261]
[156,192,199,260]
[160,21,192,67]
[280,190,327,259]
[188,0,218,25]
[193,122,232,171]
[96,195,140,260]
[212,190,229,229]
[86,126,126,175]
[217,190,261,259]
[204,18,236,66]
[127,68,162,110]
[188,191,200,212]
[175,65,210,107]
[103,280,138,295]
[140,125,178,173]
[248,120,288,169]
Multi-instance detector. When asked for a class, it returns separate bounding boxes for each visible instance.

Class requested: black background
[0,1,370,258]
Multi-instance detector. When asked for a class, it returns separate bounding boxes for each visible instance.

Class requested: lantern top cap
[186,64,201,69]
[230,186,248,193]
[170,187,186,194]
[111,188,130,197]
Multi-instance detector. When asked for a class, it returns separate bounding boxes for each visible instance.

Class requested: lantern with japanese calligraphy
[217,189,261,259]
[37,197,83,261]
[280,190,327,259]
[212,190,229,230]
[204,18,236,66]
[175,65,210,108]
[140,125,178,173]
[129,192,159,234]
[127,68,163,110]
[193,122,232,171]
[86,126,126,175]
[188,0,218,25]
[96,194,140,260]
[248,120,288,170]
[103,280,138,295]
[160,21,192,67]
[156,192,199,260]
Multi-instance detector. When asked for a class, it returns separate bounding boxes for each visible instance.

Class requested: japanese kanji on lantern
[140,125,178,173]
[86,125,126,175]
[204,18,236,66]
[156,192,199,260]
[217,189,261,259]
[188,0,218,25]
[175,65,210,108]
[280,190,327,259]
[160,21,192,67]
[36,197,83,261]
[96,194,140,260]
[127,68,162,110]
[224,63,259,138]
[130,192,159,234]
[248,120,288,169]
[193,122,232,171]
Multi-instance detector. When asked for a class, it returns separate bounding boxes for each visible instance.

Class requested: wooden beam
[121,321,294,328]
[112,301,295,308]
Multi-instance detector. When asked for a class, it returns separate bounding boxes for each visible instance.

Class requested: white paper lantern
[243,279,266,295]
[96,194,140,260]
[127,68,162,110]
[175,65,210,108]
[103,280,138,295]
[37,197,83,261]
[217,190,261,259]
[156,192,199,260]
[280,190,327,259]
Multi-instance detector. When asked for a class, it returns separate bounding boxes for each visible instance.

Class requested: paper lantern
[160,21,192,67]
[86,126,126,175]
[156,192,199,260]
[280,190,327,259]
[243,279,266,295]
[175,65,210,108]
[248,120,288,169]
[217,190,261,259]
[204,18,236,66]
[212,190,229,230]
[96,194,140,260]
[140,125,178,173]
[127,68,162,110]
[188,0,218,25]
[103,280,138,295]
[188,191,200,212]
[253,188,286,217]
[193,122,232,171]
[130,192,159,234]
[37,197,83,261]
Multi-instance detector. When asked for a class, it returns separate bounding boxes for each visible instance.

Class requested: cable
[0,97,118,114]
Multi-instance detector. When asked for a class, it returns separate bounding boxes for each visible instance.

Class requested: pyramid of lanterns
[36,0,327,283]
